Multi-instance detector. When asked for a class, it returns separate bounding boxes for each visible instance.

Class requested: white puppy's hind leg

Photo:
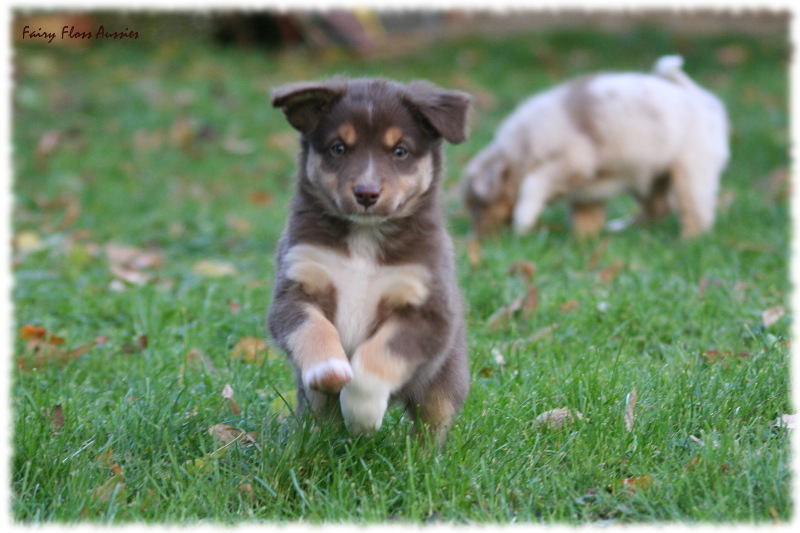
[512,167,556,235]
[671,160,720,238]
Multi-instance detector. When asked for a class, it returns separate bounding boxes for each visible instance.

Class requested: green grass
[11,19,791,524]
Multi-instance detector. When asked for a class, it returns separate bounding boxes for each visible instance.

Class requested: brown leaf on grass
[192,260,238,278]
[560,300,580,313]
[247,190,274,206]
[230,337,273,365]
[56,194,81,231]
[530,323,559,342]
[703,349,751,367]
[186,348,218,374]
[598,259,624,284]
[17,327,100,372]
[226,214,253,234]
[716,44,749,66]
[227,300,242,314]
[93,449,125,503]
[48,404,64,434]
[93,473,126,504]
[486,286,538,332]
[535,407,584,430]
[508,261,536,281]
[122,334,148,354]
[35,130,61,170]
[208,424,261,450]
[621,475,654,493]
[20,324,65,345]
[222,383,241,415]
[266,131,297,151]
[105,243,163,286]
[762,306,785,328]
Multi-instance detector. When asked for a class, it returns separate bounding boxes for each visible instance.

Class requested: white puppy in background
[462,56,729,239]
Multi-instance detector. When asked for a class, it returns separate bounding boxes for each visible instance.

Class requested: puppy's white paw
[303,359,353,393]
[339,373,391,436]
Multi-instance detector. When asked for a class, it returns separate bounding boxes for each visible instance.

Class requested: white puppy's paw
[302,359,353,394]
[339,373,391,436]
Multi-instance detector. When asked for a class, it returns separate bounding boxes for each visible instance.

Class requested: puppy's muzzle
[354,184,381,208]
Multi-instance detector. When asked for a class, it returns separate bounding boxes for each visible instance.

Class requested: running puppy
[268,78,472,444]
[463,56,730,238]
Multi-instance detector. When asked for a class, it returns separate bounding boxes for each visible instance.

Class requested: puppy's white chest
[284,235,430,356]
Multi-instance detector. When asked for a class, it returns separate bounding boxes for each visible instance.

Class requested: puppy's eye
[330,142,346,156]
[393,145,409,159]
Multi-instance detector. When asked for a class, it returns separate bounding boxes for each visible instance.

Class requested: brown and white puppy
[267,78,472,444]
[463,56,730,239]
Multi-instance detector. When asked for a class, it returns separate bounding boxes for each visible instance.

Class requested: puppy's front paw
[339,373,390,436]
[303,359,353,393]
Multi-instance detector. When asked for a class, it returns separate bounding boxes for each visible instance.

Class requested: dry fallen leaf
[560,300,580,313]
[192,260,238,278]
[186,348,218,374]
[535,407,584,429]
[20,324,65,345]
[762,306,785,328]
[13,231,46,255]
[508,261,536,281]
[621,475,654,493]
[93,449,125,503]
[221,383,241,415]
[208,423,260,450]
[35,130,61,170]
[47,404,64,434]
[598,260,624,284]
[230,337,273,365]
[247,190,274,206]
[105,243,163,286]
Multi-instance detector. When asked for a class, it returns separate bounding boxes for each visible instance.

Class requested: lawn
[9,15,792,524]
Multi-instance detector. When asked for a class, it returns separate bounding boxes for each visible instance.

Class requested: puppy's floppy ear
[402,81,474,144]
[271,80,346,134]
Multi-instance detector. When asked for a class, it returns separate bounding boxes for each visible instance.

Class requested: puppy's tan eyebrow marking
[338,123,357,145]
[383,126,403,148]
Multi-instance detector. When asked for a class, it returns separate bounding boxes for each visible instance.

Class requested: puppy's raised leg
[286,305,353,395]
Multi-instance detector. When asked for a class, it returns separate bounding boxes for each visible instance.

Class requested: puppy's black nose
[354,184,380,208]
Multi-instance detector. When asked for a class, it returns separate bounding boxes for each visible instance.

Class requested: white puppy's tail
[653,55,697,89]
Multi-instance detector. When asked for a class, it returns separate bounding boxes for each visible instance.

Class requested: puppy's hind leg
[408,352,469,447]
[570,201,606,239]
[670,160,720,238]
